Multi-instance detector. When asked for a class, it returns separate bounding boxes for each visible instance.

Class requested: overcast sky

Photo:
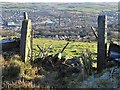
[1,0,119,3]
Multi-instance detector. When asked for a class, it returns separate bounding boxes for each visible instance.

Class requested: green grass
[57,3,118,13]
[33,38,97,58]
[3,38,118,88]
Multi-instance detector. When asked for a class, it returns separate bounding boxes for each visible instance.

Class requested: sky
[1,0,119,3]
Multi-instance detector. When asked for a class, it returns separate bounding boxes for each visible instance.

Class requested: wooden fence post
[97,15,107,73]
[20,12,32,62]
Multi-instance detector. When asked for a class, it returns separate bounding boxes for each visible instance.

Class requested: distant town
[0,2,119,41]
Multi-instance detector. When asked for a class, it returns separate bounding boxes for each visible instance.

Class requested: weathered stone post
[97,15,107,73]
[20,12,32,62]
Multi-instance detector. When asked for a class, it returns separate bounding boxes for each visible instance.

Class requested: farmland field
[33,38,97,58]
[1,3,117,13]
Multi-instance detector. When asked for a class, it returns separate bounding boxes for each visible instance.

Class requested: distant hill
[0,2,118,13]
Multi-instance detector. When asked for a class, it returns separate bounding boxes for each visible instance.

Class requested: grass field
[33,38,97,58]
[3,38,119,88]
[57,3,117,13]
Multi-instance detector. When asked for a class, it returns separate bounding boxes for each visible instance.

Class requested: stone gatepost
[20,12,32,62]
[97,15,107,73]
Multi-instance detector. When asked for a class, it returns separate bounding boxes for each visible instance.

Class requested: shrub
[3,64,20,80]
